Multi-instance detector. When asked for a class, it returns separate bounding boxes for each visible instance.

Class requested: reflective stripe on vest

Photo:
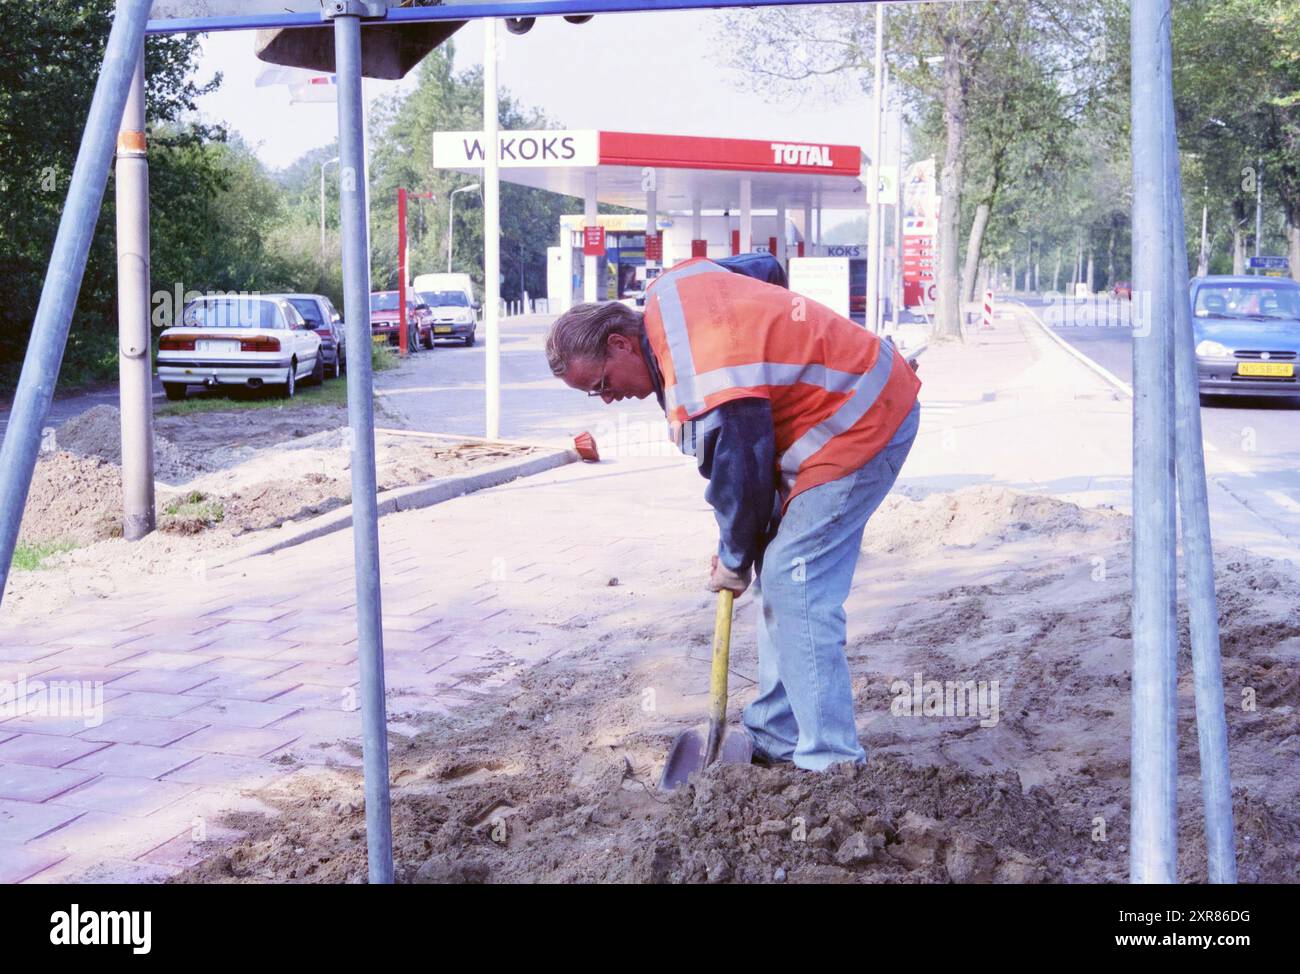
[777,338,895,495]
[651,260,731,415]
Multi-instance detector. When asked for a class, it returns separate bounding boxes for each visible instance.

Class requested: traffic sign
[1247,255,1289,271]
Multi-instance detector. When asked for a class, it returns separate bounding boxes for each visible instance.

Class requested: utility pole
[484,17,501,439]
[116,43,155,541]
[1254,157,1263,274]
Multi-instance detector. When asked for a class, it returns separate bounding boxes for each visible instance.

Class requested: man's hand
[708,554,752,595]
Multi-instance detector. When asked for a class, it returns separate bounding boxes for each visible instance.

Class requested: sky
[189,8,895,229]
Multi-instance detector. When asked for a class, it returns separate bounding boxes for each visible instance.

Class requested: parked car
[157,294,322,400]
[1190,275,1300,400]
[281,293,346,378]
[417,288,477,346]
[369,291,432,350]
[1111,280,1132,300]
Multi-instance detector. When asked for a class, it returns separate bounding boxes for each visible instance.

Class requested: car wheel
[422,330,435,350]
[331,352,341,379]
[464,330,476,347]
[310,353,325,385]
[281,362,297,399]
[163,382,186,401]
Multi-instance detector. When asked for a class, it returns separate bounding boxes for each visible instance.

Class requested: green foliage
[155,376,348,416]
[10,539,79,572]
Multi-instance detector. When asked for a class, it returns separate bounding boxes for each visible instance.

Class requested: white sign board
[788,258,850,319]
[434,130,598,169]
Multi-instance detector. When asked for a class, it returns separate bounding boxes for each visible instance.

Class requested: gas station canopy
[433,129,869,211]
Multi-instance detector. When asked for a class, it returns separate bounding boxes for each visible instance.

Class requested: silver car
[157,294,322,400]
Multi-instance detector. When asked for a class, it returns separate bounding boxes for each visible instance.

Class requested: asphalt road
[1016,293,1300,554]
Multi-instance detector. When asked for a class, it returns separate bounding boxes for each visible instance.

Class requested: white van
[412,273,479,346]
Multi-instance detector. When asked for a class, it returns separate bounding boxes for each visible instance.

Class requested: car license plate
[372,334,387,343]
[197,339,237,353]
[435,326,453,334]
[1237,362,1294,377]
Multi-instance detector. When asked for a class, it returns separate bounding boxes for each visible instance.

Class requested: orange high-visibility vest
[644,258,922,508]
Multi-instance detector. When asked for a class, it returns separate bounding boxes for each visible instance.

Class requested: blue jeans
[743,399,921,771]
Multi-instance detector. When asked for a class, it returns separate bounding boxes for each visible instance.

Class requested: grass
[371,340,399,372]
[161,491,224,524]
[11,539,80,571]
[156,371,350,416]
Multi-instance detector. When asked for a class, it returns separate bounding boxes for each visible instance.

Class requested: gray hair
[545,302,644,377]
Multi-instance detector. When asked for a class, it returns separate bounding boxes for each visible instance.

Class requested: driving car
[417,289,477,346]
[281,293,346,378]
[1191,275,1300,400]
[157,294,322,400]
[369,291,433,350]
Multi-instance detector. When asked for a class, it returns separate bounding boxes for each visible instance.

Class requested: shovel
[659,589,753,790]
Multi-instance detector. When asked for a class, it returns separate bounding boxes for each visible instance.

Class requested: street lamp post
[320,155,339,253]
[447,182,480,273]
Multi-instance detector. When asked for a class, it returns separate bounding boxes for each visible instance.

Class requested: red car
[1111,280,1132,300]
[369,291,433,350]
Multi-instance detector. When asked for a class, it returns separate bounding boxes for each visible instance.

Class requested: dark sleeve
[692,397,777,574]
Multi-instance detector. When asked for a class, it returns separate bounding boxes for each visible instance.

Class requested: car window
[280,303,305,329]
[183,298,278,329]
[370,293,400,312]
[420,290,469,308]
[289,298,325,325]
[1194,284,1300,319]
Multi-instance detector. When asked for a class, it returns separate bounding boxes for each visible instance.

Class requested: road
[0,377,164,438]
[1015,293,1300,556]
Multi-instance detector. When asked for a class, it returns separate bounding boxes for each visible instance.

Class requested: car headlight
[1195,340,1231,358]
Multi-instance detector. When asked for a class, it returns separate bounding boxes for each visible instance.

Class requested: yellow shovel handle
[708,589,734,726]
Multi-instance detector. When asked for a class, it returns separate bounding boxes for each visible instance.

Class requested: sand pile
[19,451,124,545]
[864,485,1131,555]
[57,404,203,484]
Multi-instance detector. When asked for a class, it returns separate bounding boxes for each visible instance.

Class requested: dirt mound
[864,485,1130,555]
[56,404,202,484]
[19,450,124,545]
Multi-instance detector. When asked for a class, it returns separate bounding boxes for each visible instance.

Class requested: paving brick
[63,743,200,780]
[186,620,297,642]
[105,668,220,695]
[0,797,85,843]
[265,707,362,743]
[180,698,302,729]
[38,629,147,650]
[53,774,198,817]
[110,650,213,672]
[0,762,98,802]
[23,645,144,669]
[107,631,223,654]
[0,734,110,769]
[178,674,303,702]
[78,716,208,748]
[173,725,300,759]
[206,605,297,624]
[273,661,358,687]
[0,841,69,883]
[24,809,188,862]
[0,643,65,663]
[100,691,206,720]
[188,635,303,659]
[160,753,295,791]
[21,853,179,884]
[0,713,108,737]
[264,683,356,710]
[137,825,248,869]
[190,657,301,679]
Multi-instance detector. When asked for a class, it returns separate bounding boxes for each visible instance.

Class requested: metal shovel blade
[658,721,753,791]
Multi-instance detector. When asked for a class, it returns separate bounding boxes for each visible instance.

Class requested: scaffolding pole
[328,0,394,884]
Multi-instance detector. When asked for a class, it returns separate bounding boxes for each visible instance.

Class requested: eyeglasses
[586,359,611,397]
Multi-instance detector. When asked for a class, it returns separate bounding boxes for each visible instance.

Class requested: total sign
[434,130,598,168]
